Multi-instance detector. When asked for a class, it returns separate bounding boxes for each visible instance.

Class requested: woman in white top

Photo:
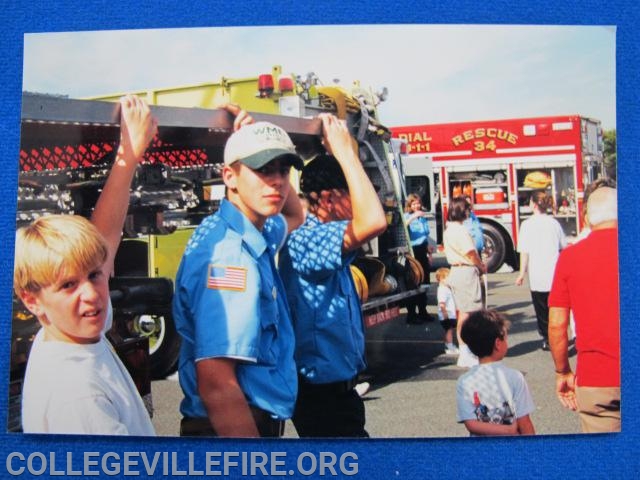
[515,191,567,350]
[443,197,487,367]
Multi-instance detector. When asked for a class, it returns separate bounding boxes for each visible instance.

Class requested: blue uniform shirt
[279,214,366,384]
[405,212,430,247]
[173,198,297,420]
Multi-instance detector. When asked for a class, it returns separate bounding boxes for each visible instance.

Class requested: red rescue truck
[392,115,606,272]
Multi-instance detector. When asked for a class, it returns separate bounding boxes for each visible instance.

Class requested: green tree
[603,129,617,180]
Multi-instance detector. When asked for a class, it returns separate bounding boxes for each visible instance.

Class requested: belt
[298,375,358,395]
[180,406,284,437]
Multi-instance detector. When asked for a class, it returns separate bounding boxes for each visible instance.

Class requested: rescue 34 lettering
[399,127,519,153]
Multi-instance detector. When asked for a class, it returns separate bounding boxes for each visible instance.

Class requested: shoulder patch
[207,264,247,291]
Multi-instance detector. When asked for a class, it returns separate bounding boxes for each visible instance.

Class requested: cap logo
[252,124,289,142]
[223,121,301,169]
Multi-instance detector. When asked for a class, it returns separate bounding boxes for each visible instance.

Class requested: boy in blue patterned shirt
[279,114,387,437]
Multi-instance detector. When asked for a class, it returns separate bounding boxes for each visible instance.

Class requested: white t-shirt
[437,283,457,320]
[517,214,567,291]
[456,361,535,426]
[22,328,156,436]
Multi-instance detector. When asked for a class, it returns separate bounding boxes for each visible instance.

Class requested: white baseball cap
[223,121,303,170]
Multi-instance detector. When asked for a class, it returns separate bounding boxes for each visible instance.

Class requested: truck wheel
[132,313,181,380]
[481,223,507,273]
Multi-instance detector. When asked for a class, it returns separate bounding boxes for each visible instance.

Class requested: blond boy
[15,216,156,435]
[14,95,157,435]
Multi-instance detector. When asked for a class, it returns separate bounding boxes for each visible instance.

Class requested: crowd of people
[445,181,619,435]
[13,96,620,438]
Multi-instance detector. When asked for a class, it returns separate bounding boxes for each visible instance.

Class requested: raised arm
[280,184,305,233]
[91,95,157,277]
[222,103,254,131]
[319,114,386,252]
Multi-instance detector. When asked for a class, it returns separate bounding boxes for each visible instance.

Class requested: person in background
[403,193,435,324]
[575,177,617,242]
[463,195,486,308]
[456,309,536,436]
[515,191,567,351]
[279,113,387,437]
[15,95,157,435]
[173,113,305,437]
[443,197,487,368]
[548,186,619,433]
[435,267,459,355]
[463,195,485,254]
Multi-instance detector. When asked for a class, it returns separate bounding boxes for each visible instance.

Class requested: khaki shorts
[448,265,482,313]
[576,386,621,433]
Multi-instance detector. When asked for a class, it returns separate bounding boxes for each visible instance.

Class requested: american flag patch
[207,265,247,291]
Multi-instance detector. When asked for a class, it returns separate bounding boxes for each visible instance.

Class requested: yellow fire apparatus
[11,65,427,422]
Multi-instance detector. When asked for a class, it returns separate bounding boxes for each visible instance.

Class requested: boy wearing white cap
[173,114,304,437]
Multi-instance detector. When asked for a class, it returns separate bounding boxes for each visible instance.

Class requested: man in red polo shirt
[548,186,620,432]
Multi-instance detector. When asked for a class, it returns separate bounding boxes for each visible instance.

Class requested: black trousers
[406,243,430,317]
[413,243,431,285]
[292,378,369,438]
[530,290,550,341]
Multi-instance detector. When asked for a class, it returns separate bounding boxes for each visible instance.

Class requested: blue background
[0,1,637,478]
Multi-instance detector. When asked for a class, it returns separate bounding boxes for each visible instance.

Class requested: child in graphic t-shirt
[456,309,536,436]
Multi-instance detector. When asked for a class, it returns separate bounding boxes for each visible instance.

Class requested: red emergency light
[258,74,274,97]
[278,75,295,93]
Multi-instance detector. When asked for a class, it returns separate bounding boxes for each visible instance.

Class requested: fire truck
[10,66,427,426]
[391,116,606,272]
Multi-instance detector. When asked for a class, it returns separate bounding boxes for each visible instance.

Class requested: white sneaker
[456,345,479,368]
[444,343,459,355]
[355,382,371,397]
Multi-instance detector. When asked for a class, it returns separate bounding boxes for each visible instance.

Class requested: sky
[22,24,616,130]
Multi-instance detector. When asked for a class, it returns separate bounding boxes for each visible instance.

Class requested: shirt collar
[304,212,321,227]
[219,198,267,257]
[590,226,617,234]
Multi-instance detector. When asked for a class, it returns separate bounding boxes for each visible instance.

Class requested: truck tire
[481,223,507,273]
[131,313,181,380]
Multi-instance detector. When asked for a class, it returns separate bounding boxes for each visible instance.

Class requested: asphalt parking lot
[150,269,582,438]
